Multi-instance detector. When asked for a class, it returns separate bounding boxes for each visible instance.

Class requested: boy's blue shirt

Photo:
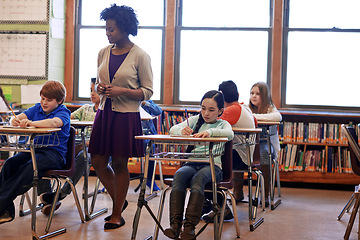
[23,103,71,161]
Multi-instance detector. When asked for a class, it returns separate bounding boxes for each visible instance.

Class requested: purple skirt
[88,98,144,158]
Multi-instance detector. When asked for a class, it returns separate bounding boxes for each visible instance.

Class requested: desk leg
[267,128,281,210]
[80,128,108,221]
[245,138,264,231]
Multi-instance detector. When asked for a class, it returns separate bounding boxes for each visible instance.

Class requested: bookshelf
[277,109,360,185]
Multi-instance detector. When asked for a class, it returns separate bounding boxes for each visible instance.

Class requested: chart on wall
[0,32,48,79]
[0,0,49,24]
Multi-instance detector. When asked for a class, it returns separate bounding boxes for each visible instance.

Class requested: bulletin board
[0,0,49,24]
[0,31,49,80]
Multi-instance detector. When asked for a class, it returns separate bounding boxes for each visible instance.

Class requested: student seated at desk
[164,90,234,240]
[0,80,70,224]
[141,99,162,191]
[202,80,256,223]
[247,81,282,207]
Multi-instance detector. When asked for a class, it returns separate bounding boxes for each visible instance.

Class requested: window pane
[286,32,360,107]
[81,0,164,26]
[78,29,162,100]
[179,30,268,103]
[78,29,108,98]
[182,0,270,28]
[289,0,360,29]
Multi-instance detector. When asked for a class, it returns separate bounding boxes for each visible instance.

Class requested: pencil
[9,105,17,119]
[185,109,189,126]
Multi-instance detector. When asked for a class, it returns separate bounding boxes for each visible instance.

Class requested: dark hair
[100,4,138,36]
[218,80,239,103]
[249,81,273,114]
[0,87,10,109]
[91,77,96,84]
[193,90,225,135]
[40,80,66,104]
[186,90,224,153]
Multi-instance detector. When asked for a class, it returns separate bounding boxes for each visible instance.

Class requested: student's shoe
[146,179,160,191]
[40,192,66,205]
[202,204,234,223]
[0,210,14,225]
[41,202,61,216]
[260,198,270,208]
[201,198,213,216]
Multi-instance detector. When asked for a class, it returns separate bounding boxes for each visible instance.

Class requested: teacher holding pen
[88,4,153,230]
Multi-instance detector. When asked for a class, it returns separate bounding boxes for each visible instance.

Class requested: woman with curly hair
[88,4,153,230]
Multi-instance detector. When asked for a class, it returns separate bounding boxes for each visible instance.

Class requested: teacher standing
[88,4,153,230]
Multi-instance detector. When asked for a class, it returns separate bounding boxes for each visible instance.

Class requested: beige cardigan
[96,44,153,112]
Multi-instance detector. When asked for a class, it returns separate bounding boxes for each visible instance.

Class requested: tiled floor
[0,176,358,240]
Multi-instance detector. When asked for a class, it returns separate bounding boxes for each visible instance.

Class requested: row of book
[278,144,352,173]
[159,111,197,134]
[279,122,360,144]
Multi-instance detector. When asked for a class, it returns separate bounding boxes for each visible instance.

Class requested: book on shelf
[279,121,359,144]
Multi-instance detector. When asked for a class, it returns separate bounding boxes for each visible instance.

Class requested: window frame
[73,0,166,102]
[281,0,360,111]
[173,0,274,105]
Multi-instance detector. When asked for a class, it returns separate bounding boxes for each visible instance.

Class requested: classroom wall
[0,0,65,106]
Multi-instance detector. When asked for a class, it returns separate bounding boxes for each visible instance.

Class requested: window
[175,0,272,104]
[283,0,360,109]
[74,0,165,101]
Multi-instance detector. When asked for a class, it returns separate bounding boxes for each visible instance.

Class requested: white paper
[50,18,64,39]
[21,85,42,104]
[52,0,65,19]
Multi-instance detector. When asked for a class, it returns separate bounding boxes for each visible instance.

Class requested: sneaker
[201,198,213,216]
[40,192,65,205]
[41,202,62,216]
[0,210,14,224]
[202,204,234,223]
[146,179,160,191]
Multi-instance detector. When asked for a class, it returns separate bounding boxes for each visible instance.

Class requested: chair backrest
[342,124,360,176]
[219,140,233,188]
[45,126,76,177]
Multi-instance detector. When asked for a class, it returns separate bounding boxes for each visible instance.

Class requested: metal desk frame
[131,135,228,240]
[0,126,65,240]
[70,121,108,221]
[232,127,265,231]
[257,121,282,210]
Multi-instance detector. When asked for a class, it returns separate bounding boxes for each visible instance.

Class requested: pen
[185,109,189,126]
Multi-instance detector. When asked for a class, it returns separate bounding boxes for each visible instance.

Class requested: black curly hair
[100,4,138,36]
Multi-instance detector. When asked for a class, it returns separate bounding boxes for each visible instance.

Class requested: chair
[153,140,240,239]
[37,126,85,238]
[338,124,360,240]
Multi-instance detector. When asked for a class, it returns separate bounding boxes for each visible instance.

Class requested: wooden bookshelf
[278,109,360,185]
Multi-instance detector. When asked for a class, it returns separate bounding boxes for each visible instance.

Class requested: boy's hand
[19,119,32,128]
[193,131,210,138]
[181,126,193,135]
[11,117,21,126]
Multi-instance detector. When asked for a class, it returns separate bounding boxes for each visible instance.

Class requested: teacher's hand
[97,83,107,95]
[104,84,124,98]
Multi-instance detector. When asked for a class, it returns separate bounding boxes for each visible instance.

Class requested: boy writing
[0,80,70,224]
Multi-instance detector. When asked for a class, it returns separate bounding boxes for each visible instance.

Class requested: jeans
[259,139,275,166]
[172,162,223,195]
[0,149,64,213]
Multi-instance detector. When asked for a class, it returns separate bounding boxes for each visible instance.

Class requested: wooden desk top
[70,120,93,127]
[257,121,280,126]
[0,126,60,134]
[135,134,228,143]
[232,127,262,133]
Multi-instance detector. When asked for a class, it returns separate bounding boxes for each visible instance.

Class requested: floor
[0,176,359,240]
